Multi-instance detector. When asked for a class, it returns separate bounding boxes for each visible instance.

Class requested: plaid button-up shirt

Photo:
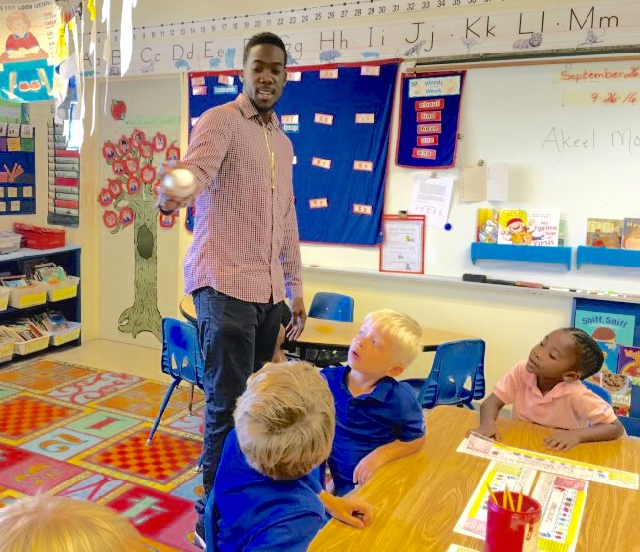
[182,93,303,304]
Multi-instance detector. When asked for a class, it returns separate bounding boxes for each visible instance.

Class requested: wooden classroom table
[309,406,640,552]
[179,294,473,353]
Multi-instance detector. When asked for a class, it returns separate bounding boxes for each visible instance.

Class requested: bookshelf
[470,243,572,270]
[0,245,81,363]
[576,246,640,269]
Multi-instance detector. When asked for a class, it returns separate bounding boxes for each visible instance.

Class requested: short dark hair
[243,32,287,66]
[563,327,605,379]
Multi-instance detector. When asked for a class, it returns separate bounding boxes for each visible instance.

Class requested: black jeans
[193,286,283,524]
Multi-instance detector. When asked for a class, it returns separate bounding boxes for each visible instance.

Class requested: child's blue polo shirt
[214,428,327,551]
[321,365,426,496]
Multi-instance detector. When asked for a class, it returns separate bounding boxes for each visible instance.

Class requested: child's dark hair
[243,32,287,66]
[563,327,604,379]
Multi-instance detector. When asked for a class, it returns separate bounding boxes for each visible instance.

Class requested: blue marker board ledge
[470,243,572,270]
[576,246,640,269]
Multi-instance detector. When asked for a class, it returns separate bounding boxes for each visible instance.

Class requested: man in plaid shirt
[157,32,307,548]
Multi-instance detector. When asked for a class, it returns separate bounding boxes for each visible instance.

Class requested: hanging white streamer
[120,0,137,76]
[89,7,97,134]
[102,0,112,114]
[78,12,85,121]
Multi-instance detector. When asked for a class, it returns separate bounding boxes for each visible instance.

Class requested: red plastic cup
[485,492,542,552]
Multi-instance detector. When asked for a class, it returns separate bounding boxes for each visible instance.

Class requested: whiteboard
[300,58,640,294]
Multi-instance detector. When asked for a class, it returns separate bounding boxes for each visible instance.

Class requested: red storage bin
[13,223,66,249]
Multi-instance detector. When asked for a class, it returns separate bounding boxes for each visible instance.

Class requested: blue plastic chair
[582,379,612,404]
[620,383,640,437]
[305,292,354,366]
[308,292,354,322]
[403,339,486,410]
[147,317,205,445]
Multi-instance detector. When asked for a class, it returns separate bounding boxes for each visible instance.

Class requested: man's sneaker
[194,521,206,550]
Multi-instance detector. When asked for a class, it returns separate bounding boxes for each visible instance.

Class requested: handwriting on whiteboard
[563,90,639,106]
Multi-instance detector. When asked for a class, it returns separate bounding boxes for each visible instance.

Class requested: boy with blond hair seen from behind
[0,495,144,552]
[211,361,373,551]
[322,309,427,496]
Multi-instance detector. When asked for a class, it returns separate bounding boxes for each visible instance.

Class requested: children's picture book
[0,275,29,287]
[476,208,499,243]
[574,309,635,347]
[621,218,640,250]
[585,218,622,248]
[35,265,67,283]
[558,219,567,246]
[595,340,619,374]
[587,370,632,416]
[527,209,560,247]
[617,345,640,377]
[497,209,530,245]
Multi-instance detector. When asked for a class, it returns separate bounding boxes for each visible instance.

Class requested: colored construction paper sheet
[458,433,639,490]
[454,460,537,540]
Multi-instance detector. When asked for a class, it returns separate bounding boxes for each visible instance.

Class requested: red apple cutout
[111,100,127,120]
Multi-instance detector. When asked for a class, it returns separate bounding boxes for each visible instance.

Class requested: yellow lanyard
[262,124,275,190]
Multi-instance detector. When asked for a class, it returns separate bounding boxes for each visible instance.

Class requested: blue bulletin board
[0,123,35,215]
[187,61,399,245]
[396,71,465,169]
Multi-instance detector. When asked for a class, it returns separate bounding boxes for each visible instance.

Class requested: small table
[179,294,473,353]
[309,406,640,551]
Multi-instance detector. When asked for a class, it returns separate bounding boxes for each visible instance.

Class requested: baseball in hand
[162,168,196,198]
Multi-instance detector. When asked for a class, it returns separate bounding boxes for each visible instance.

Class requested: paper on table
[447,546,480,552]
[458,433,639,490]
[532,473,588,552]
[409,174,454,227]
[454,460,537,540]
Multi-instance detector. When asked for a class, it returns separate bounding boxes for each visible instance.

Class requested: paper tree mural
[99,127,180,341]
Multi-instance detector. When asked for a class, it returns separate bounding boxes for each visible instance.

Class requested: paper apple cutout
[111,99,127,120]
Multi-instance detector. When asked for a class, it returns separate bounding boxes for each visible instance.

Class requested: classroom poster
[79,2,640,77]
[0,0,57,103]
[0,122,35,215]
[396,71,464,169]
[574,309,635,346]
[99,78,181,345]
[379,215,425,274]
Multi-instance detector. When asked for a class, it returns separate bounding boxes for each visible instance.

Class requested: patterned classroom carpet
[0,358,206,551]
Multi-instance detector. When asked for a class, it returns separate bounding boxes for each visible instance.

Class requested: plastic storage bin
[0,231,21,254]
[0,287,10,311]
[50,322,81,346]
[14,333,49,355]
[46,276,80,302]
[0,340,13,362]
[13,223,65,249]
[8,282,47,308]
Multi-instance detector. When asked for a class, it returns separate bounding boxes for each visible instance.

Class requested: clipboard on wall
[379,214,425,275]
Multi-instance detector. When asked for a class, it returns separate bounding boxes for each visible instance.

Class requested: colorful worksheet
[457,433,639,490]
[532,473,588,552]
[453,461,537,539]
